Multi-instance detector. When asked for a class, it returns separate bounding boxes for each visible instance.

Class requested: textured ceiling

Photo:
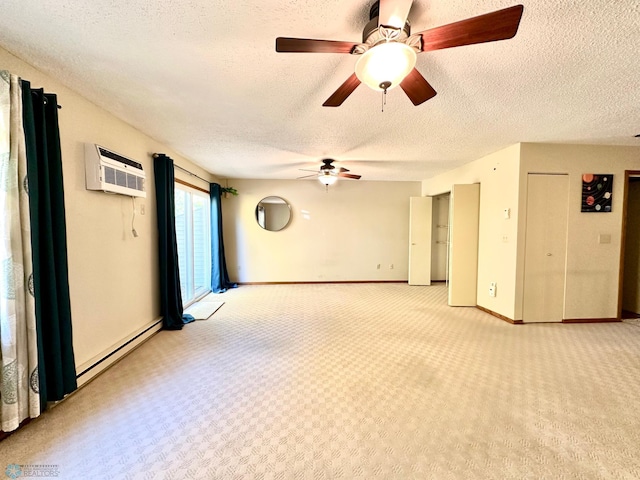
[0,0,638,181]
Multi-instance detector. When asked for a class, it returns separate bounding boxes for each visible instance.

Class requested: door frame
[617,170,640,319]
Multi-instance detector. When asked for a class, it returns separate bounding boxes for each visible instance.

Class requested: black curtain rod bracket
[30,90,61,109]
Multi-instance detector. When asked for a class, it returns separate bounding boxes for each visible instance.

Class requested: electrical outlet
[376,264,381,270]
[140,204,145,215]
[489,282,497,297]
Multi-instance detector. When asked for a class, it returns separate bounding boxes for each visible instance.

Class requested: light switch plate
[599,234,611,244]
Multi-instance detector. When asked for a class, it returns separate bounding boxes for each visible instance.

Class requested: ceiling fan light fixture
[318,173,338,186]
[355,41,417,91]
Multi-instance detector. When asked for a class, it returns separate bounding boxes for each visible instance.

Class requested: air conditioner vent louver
[104,166,116,185]
[85,144,146,198]
[102,166,144,192]
[98,147,143,170]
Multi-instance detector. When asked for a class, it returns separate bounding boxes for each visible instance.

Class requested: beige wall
[0,46,215,372]
[222,179,421,283]
[519,143,640,320]
[422,144,522,319]
[423,142,640,321]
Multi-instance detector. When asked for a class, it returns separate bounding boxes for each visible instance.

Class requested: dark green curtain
[21,81,77,406]
[210,183,236,293]
[153,154,194,330]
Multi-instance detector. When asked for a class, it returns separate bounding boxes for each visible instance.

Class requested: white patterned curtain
[0,71,40,432]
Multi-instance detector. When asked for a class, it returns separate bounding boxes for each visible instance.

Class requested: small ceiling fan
[276,0,524,107]
[298,159,362,185]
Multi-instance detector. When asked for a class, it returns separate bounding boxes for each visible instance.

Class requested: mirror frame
[255,196,292,232]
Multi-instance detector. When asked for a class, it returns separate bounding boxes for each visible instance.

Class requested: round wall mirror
[255,196,291,231]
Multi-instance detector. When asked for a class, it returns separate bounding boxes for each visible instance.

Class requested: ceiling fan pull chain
[382,87,389,112]
[380,80,391,113]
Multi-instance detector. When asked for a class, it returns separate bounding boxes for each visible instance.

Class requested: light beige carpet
[2,283,640,479]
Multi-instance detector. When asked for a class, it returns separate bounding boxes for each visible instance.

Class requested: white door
[409,196,432,285]
[448,184,480,306]
[522,174,569,322]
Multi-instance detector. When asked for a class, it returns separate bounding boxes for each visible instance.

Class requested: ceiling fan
[298,159,362,185]
[275,0,524,107]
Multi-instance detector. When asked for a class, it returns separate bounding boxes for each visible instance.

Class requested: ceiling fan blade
[400,68,437,106]
[378,0,413,29]
[299,168,320,172]
[323,73,361,107]
[297,173,319,179]
[339,167,350,173]
[276,37,360,54]
[338,173,362,180]
[416,4,524,53]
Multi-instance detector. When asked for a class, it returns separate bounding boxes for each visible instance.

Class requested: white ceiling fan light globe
[318,173,338,185]
[355,42,417,91]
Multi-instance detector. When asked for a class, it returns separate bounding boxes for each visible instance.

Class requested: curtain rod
[152,153,210,185]
[174,164,210,184]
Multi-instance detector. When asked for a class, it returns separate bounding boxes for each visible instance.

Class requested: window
[175,184,211,305]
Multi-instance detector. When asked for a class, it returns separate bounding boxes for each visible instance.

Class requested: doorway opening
[619,171,640,320]
[431,192,450,283]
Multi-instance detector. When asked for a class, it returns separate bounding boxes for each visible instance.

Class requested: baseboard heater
[76,319,162,384]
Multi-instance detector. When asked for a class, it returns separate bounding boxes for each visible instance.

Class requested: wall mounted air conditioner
[85,144,146,198]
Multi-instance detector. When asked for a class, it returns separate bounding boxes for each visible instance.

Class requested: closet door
[409,196,432,285]
[448,184,480,306]
[522,174,569,322]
